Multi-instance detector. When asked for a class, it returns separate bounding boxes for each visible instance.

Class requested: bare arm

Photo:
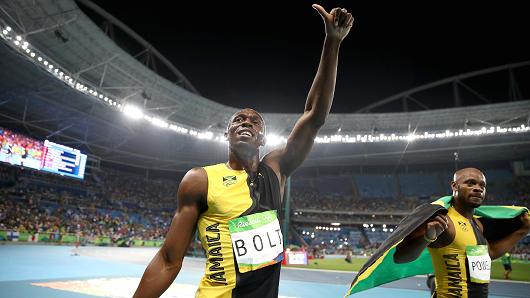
[488,212,530,259]
[265,5,353,177]
[394,214,449,264]
[133,168,207,298]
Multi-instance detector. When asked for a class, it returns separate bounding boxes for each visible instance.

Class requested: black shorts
[503,264,512,271]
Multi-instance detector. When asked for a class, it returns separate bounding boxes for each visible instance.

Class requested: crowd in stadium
[1,162,529,258]
[0,127,44,166]
[290,171,530,212]
[0,165,174,246]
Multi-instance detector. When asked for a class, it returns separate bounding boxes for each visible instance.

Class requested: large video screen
[0,127,87,179]
[41,140,87,179]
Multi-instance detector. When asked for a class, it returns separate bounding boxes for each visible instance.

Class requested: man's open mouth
[237,129,254,137]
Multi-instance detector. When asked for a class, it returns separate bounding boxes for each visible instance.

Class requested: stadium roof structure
[1,0,529,171]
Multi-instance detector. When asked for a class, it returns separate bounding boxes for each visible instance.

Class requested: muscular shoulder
[178,167,208,212]
[182,167,207,183]
[262,149,285,183]
[262,148,282,163]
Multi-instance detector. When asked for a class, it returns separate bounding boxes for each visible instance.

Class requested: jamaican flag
[346,196,528,296]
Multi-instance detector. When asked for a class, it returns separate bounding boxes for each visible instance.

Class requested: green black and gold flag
[222,175,237,187]
[346,196,528,296]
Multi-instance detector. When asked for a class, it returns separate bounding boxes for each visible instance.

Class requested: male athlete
[394,168,530,298]
[133,4,353,298]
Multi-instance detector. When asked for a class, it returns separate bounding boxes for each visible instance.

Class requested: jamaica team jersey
[428,206,490,298]
[196,163,283,298]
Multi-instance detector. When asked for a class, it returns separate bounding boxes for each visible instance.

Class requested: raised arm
[488,212,530,259]
[265,5,353,177]
[133,168,207,298]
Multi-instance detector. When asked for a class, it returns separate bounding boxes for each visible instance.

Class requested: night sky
[86,1,530,113]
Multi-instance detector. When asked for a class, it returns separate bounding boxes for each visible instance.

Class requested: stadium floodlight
[265,133,285,146]
[1,23,119,112]
[198,131,214,140]
[151,117,169,128]
[215,134,229,143]
[122,104,144,119]
[2,20,529,146]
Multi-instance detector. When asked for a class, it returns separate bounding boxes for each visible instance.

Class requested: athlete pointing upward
[133,4,354,298]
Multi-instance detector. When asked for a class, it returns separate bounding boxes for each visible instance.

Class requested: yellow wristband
[424,234,437,243]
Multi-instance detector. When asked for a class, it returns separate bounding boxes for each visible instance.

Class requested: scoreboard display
[40,140,87,179]
[0,127,87,180]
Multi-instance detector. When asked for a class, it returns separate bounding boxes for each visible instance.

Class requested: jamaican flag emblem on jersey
[223,175,237,187]
[458,221,468,231]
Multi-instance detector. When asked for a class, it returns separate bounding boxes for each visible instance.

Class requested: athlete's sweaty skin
[133,4,354,298]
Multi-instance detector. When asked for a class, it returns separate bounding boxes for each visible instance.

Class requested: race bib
[466,245,491,284]
[228,210,284,273]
